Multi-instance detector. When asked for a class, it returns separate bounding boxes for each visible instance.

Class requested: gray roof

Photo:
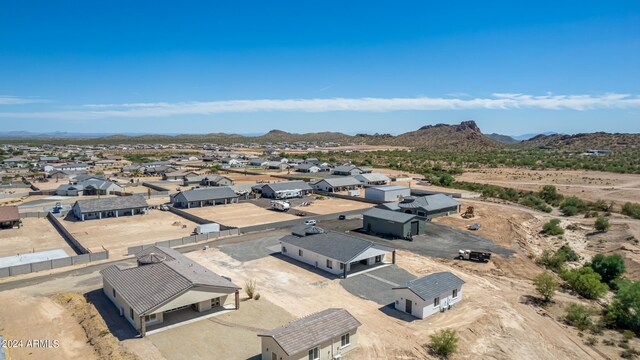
[332,165,356,173]
[371,185,409,192]
[315,177,361,188]
[73,195,148,214]
[398,194,460,211]
[101,246,239,315]
[281,231,394,263]
[296,163,320,170]
[394,272,465,301]
[258,308,361,356]
[355,172,390,182]
[363,207,418,223]
[263,180,312,192]
[176,186,239,202]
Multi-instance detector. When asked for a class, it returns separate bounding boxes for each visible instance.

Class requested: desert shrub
[557,245,579,262]
[428,329,458,358]
[621,348,640,359]
[539,185,563,206]
[607,280,640,333]
[244,280,256,299]
[586,336,598,346]
[533,271,559,302]
[589,254,625,285]
[537,245,578,272]
[561,197,586,216]
[562,267,609,300]
[565,303,596,331]
[624,330,636,341]
[595,216,611,232]
[542,219,565,235]
[623,203,640,219]
[253,293,261,300]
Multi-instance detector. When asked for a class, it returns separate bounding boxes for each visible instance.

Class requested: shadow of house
[85,289,139,341]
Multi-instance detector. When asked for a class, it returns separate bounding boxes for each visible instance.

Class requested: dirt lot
[221,171,288,185]
[457,168,640,206]
[0,218,76,258]
[184,202,299,227]
[61,210,198,258]
[295,197,375,215]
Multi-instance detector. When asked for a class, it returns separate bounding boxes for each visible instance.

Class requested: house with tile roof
[258,308,361,360]
[101,246,240,336]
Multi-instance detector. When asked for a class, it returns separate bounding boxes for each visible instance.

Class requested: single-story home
[39,156,60,163]
[0,206,20,229]
[311,177,362,193]
[332,165,372,176]
[101,246,240,336]
[258,308,361,360]
[170,186,239,208]
[280,228,396,278]
[393,272,465,319]
[2,157,29,168]
[261,181,313,199]
[365,185,411,202]
[47,170,70,180]
[142,165,177,176]
[57,179,124,196]
[362,207,425,239]
[264,161,289,170]
[53,163,91,171]
[248,158,268,167]
[183,175,233,187]
[72,195,149,221]
[295,163,321,173]
[379,194,461,219]
[355,172,391,185]
[162,171,199,181]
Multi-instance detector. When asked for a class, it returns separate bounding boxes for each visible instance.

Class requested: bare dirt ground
[221,171,288,184]
[61,211,198,258]
[297,196,375,215]
[187,247,604,360]
[184,202,299,227]
[318,145,410,152]
[0,218,76,258]
[0,290,99,360]
[457,168,640,206]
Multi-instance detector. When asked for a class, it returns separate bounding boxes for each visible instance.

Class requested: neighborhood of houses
[0,142,480,360]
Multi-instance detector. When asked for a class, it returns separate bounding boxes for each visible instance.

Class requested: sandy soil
[61,211,198,257]
[184,202,299,227]
[221,171,288,185]
[187,248,602,360]
[298,197,375,215]
[0,290,99,360]
[0,218,76,258]
[457,168,640,206]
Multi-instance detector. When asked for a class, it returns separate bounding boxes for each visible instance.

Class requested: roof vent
[401,196,416,203]
[137,252,166,265]
[305,226,325,235]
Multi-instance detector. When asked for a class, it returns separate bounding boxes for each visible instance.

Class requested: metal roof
[363,208,418,223]
[355,173,390,182]
[394,272,465,301]
[101,246,239,315]
[263,180,312,192]
[73,195,148,214]
[315,177,361,188]
[176,186,239,202]
[398,194,460,211]
[370,185,409,192]
[258,308,361,356]
[332,165,356,173]
[0,206,20,222]
[281,231,394,263]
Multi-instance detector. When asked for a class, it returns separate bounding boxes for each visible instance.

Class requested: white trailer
[271,200,291,212]
[274,189,302,199]
[193,223,220,234]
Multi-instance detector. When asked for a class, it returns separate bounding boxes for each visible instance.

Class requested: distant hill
[486,133,520,144]
[520,132,640,151]
[512,131,558,141]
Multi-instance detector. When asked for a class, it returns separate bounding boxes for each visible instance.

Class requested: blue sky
[0,1,639,135]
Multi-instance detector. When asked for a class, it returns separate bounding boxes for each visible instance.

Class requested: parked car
[304,219,317,226]
[159,204,169,211]
[338,214,346,220]
[468,223,481,231]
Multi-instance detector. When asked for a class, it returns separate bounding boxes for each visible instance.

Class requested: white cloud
[0,93,639,120]
[0,96,49,105]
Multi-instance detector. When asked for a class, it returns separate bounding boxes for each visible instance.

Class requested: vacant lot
[61,211,198,258]
[298,197,375,215]
[184,202,299,227]
[457,168,640,205]
[0,218,75,258]
[221,170,288,184]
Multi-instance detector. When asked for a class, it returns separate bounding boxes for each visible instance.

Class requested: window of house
[452,289,458,298]
[375,255,382,263]
[112,288,116,298]
[339,263,345,270]
[211,297,221,307]
[308,347,319,360]
[434,297,440,307]
[144,313,157,323]
[341,333,350,347]
[299,249,303,257]
[282,246,287,253]
[326,259,333,269]
[130,307,134,319]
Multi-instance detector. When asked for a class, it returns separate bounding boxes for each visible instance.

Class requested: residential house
[56,179,123,196]
[162,171,199,182]
[0,206,20,229]
[365,185,411,202]
[2,157,29,168]
[170,187,239,208]
[362,208,425,239]
[392,272,464,319]
[101,246,240,336]
[280,228,396,278]
[53,163,91,171]
[378,194,461,220]
[260,181,313,199]
[72,196,149,221]
[258,308,361,360]
[294,163,321,173]
[311,177,362,193]
[332,165,372,176]
[183,175,233,187]
[355,173,391,186]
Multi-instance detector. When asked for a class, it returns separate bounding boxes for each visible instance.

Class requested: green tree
[565,303,596,331]
[542,219,565,235]
[540,185,562,205]
[560,197,586,216]
[594,216,610,233]
[534,271,559,302]
[438,173,455,187]
[589,254,625,285]
[607,280,640,333]
[561,267,609,300]
[622,203,640,220]
[428,329,458,358]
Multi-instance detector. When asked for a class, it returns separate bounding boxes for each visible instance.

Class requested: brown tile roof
[0,206,20,222]
[259,308,361,356]
[101,246,239,315]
